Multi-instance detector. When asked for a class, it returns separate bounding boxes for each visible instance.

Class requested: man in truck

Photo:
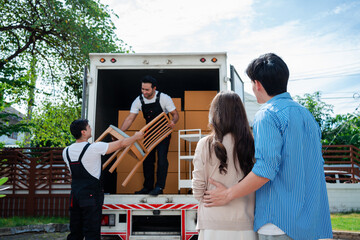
[63,119,143,240]
[120,75,179,196]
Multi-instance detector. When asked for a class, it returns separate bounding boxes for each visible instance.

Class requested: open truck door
[230,64,244,104]
[81,66,89,119]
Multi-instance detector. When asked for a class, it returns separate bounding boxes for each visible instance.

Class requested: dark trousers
[67,191,104,240]
[143,135,171,189]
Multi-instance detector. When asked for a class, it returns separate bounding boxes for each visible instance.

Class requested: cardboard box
[172,98,182,111]
[171,111,184,131]
[164,172,188,194]
[118,110,146,131]
[167,151,186,173]
[115,153,143,173]
[116,171,188,194]
[169,131,186,152]
[184,91,217,111]
[184,111,211,131]
[117,172,144,194]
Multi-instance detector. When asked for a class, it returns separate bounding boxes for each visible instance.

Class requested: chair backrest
[139,112,173,154]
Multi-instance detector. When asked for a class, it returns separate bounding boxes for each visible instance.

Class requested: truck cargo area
[95,68,219,138]
[95,68,220,194]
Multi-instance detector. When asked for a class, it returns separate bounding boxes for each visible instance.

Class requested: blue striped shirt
[252,92,332,240]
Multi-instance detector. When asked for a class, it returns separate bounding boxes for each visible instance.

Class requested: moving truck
[85,52,245,240]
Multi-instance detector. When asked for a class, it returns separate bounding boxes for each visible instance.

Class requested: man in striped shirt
[203,53,332,240]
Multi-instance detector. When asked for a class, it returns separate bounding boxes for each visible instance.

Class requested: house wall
[327,183,360,212]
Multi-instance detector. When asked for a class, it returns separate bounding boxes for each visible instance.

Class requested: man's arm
[120,113,138,131]
[203,171,269,207]
[106,131,144,154]
[168,109,179,129]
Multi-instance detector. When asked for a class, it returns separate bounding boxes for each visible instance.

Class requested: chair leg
[108,145,131,173]
[122,161,143,187]
[102,149,121,170]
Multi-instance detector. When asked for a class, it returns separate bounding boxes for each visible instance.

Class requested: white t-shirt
[258,223,286,235]
[130,91,176,114]
[63,142,109,179]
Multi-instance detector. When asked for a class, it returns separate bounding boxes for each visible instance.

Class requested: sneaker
[149,187,163,196]
[134,187,152,194]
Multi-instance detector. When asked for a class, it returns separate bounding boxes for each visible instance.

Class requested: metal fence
[0,145,359,217]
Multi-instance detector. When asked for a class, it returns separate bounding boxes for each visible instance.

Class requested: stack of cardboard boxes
[115,91,217,194]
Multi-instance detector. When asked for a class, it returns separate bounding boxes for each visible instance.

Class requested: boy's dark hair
[246,53,289,96]
[141,75,157,88]
[70,119,89,139]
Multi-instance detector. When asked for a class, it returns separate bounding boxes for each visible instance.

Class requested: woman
[192,91,257,240]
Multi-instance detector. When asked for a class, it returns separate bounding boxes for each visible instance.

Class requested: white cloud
[100,0,360,114]
[102,0,253,51]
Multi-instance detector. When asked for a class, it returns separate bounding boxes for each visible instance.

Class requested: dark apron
[140,91,164,123]
[66,143,102,207]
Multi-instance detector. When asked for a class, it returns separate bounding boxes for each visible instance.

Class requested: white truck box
[86,52,244,240]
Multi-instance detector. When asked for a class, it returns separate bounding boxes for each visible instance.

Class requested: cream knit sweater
[192,134,255,231]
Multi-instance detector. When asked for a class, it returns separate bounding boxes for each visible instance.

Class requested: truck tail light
[100,58,106,63]
[200,58,206,63]
[101,214,115,226]
[211,57,217,63]
[111,58,116,63]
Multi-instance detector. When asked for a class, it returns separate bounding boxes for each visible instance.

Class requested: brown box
[172,98,182,111]
[117,172,144,194]
[116,171,188,194]
[167,151,186,173]
[170,111,184,131]
[184,111,211,131]
[118,110,146,131]
[169,131,186,152]
[184,91,217,111]
[164,172,188,194]
[115,153,143,173]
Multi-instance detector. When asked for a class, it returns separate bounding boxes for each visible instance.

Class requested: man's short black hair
[141,75,157,88]
[246,53,289,96]
[70,119,89,139]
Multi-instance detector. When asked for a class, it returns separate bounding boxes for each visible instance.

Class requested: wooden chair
[95,112,174,187]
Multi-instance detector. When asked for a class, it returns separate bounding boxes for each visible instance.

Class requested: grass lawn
[331,212,360,232]
[0,216,69,228]
[0,213,359,232]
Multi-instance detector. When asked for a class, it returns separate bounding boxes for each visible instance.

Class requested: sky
[100,0,360,115]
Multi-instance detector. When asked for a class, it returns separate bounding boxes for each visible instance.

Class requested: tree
[294,91,333,131]
[295,92,360,147]
[322,113,360,147]
[1,0,132,138]
[20,100,81,147]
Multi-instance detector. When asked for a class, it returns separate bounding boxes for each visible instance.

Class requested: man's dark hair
[141,75,157,88]
[70,119,89,139]
[246,53,289,96]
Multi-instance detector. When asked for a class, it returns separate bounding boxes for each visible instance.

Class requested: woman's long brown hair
[208,91,255,177]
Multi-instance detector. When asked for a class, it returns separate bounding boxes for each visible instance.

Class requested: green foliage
[0,63,32,136]
[21,100,81,147]
[322,113,360,146]
[294,91,333,131]
[0,177,9,198]
[1,0,132,138]
[295,92,360,147]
